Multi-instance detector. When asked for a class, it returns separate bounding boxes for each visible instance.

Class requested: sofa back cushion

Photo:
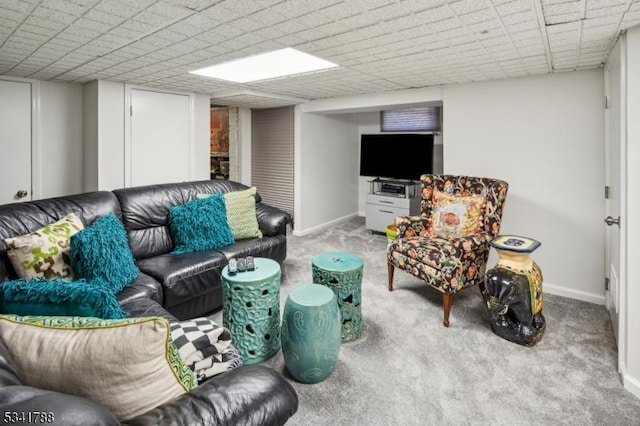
[0,192,121,282]
[113,180,259,260]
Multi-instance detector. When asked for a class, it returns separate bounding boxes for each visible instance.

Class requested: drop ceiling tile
[458,9,496,26]
[449,0,490,15]
[94,0,150,19]
[495,0,533,16]
[1,8,28,22]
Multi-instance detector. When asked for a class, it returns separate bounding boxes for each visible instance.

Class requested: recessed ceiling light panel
[190,48,339,83]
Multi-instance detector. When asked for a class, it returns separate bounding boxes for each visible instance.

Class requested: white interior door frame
[604,37,628,379]
[124,84,196,187]
[0,76,41,200]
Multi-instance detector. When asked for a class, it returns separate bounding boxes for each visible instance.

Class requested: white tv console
[365,178,421,233]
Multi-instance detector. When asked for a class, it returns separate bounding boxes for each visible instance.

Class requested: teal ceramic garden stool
[281,284,341,384]
[221,257,281,364]
[312,251,364,342]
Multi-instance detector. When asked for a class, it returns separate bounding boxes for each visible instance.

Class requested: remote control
[246,256,255,271]
[228,258,238,275]
[237,257,247,272]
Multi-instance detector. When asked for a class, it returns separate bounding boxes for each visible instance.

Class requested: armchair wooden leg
[387,262,394,291]
[442,293,453,327]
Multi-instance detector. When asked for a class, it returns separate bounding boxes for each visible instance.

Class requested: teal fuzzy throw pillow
[169,194,235,254]
[70,213,139,293]
[0,278,126,319]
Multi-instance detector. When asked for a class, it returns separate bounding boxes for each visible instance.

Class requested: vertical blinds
[380,107,441,132]
[251,106,294,215]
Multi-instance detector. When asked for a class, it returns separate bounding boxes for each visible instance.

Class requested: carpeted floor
[212,217,640,425]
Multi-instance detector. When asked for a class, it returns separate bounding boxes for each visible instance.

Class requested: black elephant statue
[482,268,546,346]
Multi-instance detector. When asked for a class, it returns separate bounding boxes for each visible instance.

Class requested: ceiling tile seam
[443,2,513,81]
[533,0,554,72]
[0,0,45,56]
[573,0,588,71]
[603,0,634,62]
[486,0,538,75]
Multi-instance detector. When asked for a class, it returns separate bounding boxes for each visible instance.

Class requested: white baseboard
[621,365,640,399]
[292,212,359,237]
[544,282,605,306]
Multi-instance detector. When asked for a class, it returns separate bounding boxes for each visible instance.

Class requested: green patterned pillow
[4,213,84,280]
[0,315,197,421]
[198,187,262,240]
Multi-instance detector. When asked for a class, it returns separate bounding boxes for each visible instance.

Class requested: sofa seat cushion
[215,235,287,264]
[387,235,490,293]
[121,297,178,323]
[136,250,228,318]
[116,272,163,306]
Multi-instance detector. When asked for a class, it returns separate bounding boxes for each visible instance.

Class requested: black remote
[237,258,247,272]
[246,256,255,271]
[228,258,238,275]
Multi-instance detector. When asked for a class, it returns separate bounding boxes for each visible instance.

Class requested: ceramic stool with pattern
[221,257,281,364]
[281,284,341,384]
[312,251,364,342]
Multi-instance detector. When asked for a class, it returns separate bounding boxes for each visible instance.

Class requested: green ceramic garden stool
[221,257,281,364]
[281,284,341,384]
[312,251,364,342]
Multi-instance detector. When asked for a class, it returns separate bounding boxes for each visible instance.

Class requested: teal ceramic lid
[222,257,280,282]
[288,284,335,307]
[312,251,363,271]
[489,235,541,253]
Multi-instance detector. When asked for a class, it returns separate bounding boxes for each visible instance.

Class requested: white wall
[238,107,252,185]
[299,70,605,307]
[295,110,359,235]
[623,25,640,398]
[83,81,209,190]
[443,70,605,303]
[83,80,126,191]
[39,81,83,198]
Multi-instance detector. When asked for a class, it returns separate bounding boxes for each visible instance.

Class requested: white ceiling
[1,0,639,108]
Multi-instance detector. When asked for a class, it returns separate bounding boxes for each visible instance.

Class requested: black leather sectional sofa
[0,180,298,425]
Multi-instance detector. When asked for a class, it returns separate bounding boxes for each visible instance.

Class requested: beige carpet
[212,217,640,425]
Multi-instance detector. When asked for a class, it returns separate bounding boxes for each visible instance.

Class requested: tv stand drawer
[366,194,411,209]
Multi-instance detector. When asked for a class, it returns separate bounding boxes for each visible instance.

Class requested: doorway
[0,78,38,205]
[604,38,626,366]
[125,87,193,187]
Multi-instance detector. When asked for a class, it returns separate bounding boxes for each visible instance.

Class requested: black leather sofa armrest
[0,386,119,426]
[256,203,292,237]
[123,365,298,426]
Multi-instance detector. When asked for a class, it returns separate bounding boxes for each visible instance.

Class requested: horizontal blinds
[251,106,294,215]
[381,107,441,132]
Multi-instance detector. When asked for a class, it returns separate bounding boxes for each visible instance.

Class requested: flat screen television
[359,133,433,181]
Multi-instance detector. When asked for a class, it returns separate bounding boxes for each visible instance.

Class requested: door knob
[604,216,620,227]
[15,190,28,199]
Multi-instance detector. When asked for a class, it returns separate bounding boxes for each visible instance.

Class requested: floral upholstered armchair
[386,174,509,327]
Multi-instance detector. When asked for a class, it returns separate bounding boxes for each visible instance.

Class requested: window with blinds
[380,107,442,132]
[251,106,294,216]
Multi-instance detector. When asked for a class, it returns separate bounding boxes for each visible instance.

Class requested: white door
[604,41,625,344]
[0,79,32,204]
[129,89,191,187]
